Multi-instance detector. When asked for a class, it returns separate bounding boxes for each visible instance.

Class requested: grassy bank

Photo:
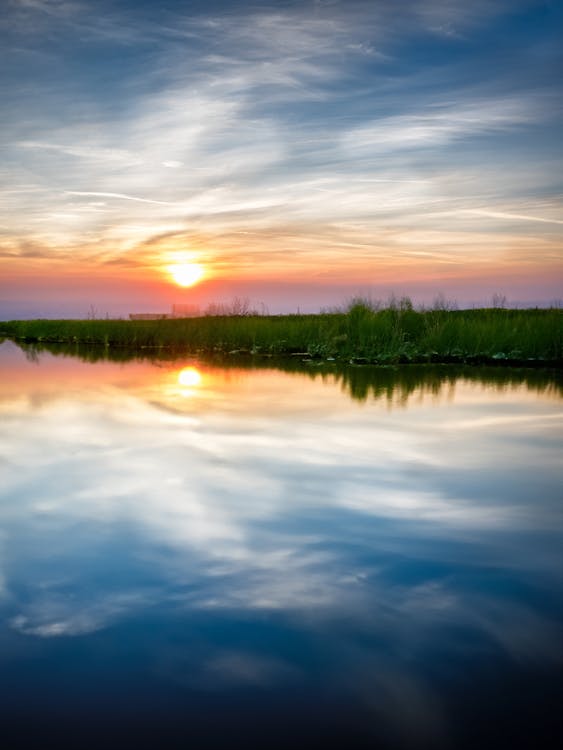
[1,304,561,366]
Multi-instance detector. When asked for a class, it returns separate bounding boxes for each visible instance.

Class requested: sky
[0,0,562,317]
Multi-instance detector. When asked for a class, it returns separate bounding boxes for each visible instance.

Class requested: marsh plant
[1,299,561,365]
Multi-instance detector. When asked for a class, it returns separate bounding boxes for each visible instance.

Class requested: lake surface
[0,340,562,749]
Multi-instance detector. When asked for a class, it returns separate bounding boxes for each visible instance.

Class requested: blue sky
[1,0,562,316]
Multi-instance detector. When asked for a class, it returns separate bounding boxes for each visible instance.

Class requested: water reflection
[13,339,563,407]
[0,340,562,749]
[177,366,202,388]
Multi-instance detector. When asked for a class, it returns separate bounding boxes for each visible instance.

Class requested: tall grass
[1,302,561,365]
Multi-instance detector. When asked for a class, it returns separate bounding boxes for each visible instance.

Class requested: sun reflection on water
[178,367,202,388]
[176,366,203,398]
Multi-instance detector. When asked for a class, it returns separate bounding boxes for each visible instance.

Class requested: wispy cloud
[341,98,537,153]
[66,191,174,206]
[9,590,152,637]
[460,209,563,226]
[1,1,561,307]
[17,139,140,165]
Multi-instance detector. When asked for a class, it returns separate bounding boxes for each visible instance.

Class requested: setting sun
[168,262,205,287]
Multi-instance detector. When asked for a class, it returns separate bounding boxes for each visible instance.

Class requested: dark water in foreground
[0,341,562,748]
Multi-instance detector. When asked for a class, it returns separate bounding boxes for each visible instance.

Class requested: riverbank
[1,305,561,367]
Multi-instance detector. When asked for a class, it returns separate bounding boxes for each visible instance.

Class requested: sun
[168,262,205,287]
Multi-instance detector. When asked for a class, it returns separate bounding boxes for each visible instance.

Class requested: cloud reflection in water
[0,341,561,747]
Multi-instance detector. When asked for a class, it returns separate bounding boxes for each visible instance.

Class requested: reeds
[1,302,561,365]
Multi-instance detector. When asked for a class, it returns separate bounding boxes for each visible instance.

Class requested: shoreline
[3,336,562,369]
[1,306,561,369]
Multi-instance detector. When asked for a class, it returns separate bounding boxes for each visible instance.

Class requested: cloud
[1,1,561,300]
[341,98,536,153]
[459,209,563,226]
[66,191,174,206]
[0,345,561,749]
[9,590,153,638]
[16,139,139,165]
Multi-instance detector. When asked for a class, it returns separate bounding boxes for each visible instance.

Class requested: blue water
[0,341,562,748]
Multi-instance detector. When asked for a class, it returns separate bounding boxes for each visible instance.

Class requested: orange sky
[1,0,562,316]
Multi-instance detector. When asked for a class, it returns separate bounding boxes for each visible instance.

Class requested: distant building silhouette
[129,313,171,320]
[172,303,201,318]
[129,304,201,320]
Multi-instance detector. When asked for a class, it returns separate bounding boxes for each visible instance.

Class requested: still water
[0,340,562,748]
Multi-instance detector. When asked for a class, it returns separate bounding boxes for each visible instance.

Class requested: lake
[0,340,562,749]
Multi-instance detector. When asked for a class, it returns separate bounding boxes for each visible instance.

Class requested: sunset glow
[0,0,561,318]
[168,263,205,288]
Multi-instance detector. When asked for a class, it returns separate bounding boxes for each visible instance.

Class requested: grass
[1,302,561,366]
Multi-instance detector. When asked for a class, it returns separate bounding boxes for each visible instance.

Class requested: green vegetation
[1,301,561,366]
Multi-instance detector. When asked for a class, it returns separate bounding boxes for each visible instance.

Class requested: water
[0,340,562,749]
